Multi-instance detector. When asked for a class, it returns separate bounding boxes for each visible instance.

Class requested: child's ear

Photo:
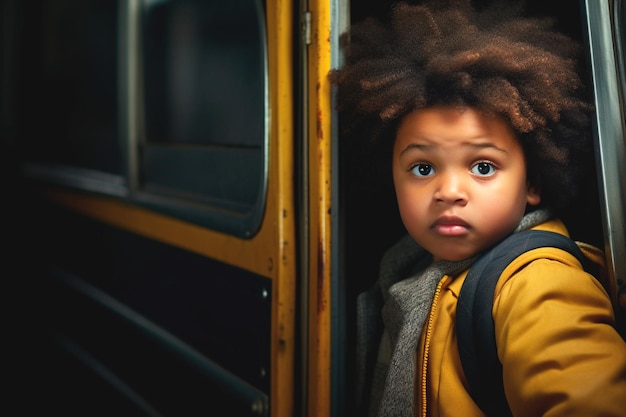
[526,181,541,206]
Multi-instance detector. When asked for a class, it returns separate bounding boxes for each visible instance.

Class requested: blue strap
[456,230,588,417]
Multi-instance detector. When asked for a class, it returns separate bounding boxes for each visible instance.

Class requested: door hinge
[303,10,311,45]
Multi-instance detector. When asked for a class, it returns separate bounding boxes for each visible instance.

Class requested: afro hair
[329,0,595,211]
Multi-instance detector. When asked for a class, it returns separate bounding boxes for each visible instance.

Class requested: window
[9,0,269,237]
[615,0,626,117]
[137,0,269,236]
[14,0,121,177]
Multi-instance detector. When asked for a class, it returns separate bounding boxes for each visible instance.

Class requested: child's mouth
[433,216,470,236]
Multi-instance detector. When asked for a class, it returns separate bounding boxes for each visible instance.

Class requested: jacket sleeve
[493,253,626,417]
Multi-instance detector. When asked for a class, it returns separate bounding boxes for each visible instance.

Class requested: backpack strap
[456,230,590,417]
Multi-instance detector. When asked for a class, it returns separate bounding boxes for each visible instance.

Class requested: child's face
[392,106,541,262]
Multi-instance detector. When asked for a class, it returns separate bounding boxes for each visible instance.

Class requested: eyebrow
[399,141,509,156]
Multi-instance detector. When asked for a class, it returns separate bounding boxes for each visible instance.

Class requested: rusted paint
[317,107,325,141]
[282,240,289,265]
[317,236,327,312]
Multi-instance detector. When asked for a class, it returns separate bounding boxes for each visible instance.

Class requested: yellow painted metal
[44,189,281,278]
[306,0,334,416]
[41,1,297,417]
[267,1,296,416]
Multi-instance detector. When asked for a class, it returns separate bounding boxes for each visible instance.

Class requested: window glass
[140,0,268,235]
[142,0,265,148]
[618,0,626,120]
[14,0,121,175]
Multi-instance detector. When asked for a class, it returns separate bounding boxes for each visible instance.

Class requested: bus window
[137,0,269,237]
[13,0,121,176]
[7,0,269,238]
[616,0,626,115]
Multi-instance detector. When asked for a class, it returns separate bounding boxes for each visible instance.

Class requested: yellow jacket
[415,219,626,417]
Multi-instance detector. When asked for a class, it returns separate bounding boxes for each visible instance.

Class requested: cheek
[395,185,427,227]
[487,186,530,229]
[504,181,528,213]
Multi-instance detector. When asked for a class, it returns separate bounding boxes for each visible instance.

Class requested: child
[329,1,626,416]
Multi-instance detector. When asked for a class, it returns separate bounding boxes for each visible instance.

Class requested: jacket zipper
[419,277,446,417]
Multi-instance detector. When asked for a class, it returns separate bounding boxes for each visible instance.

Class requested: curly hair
[329,0,595,211]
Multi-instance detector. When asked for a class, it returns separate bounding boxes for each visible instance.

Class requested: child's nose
[434,171,468,205]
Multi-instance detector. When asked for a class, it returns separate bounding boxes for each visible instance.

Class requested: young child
[329,1,626,416]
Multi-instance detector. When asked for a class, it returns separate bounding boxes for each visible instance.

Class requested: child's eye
[471,162,496,177]
[410,163,435,177]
